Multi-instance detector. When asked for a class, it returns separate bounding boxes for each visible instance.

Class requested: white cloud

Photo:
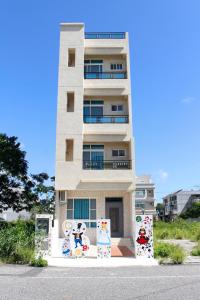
[158,169,169,180]
[181,96,197,104]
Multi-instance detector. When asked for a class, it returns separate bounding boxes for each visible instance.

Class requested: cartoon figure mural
[97,219,111,258]
[135,215,154,258]
[62,220,90,258]
[62,221,73,257]
[71,222,90,257]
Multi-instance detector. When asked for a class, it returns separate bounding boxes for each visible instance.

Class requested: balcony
[84,71,127,79]
[85,32,126,39]
[83,160,131,170]
[83,115,129,124]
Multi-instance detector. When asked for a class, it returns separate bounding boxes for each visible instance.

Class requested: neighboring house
[0,209,30,222]
[135,176,156,216]
[163,190,200,220]
[55,23,135,245]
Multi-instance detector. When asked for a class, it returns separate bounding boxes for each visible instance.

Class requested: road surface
[0,264,200,299]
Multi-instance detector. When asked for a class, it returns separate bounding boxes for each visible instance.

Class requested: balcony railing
[85,32,126,39]
[83,115,129,123]
[84,71,127,79]
[83,160,131,170]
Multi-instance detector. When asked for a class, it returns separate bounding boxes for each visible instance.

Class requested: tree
[180,202,200,219]
[156,203,165,219]
[0,134,36,212]
[30,173,55,217]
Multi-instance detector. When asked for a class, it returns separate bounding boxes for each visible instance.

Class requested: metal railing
[84,71,127,79]
[85,32,126,39]
[83,160,131,170]
[83,115,129,124]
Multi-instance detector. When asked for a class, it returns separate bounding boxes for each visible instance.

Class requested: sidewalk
[47,256,158,268]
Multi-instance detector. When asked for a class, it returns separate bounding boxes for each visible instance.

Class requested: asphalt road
[0,264,200,300]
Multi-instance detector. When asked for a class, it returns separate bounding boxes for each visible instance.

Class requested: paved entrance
[111,246,134,257]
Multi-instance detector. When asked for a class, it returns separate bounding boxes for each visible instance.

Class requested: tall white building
[55,23,135,246]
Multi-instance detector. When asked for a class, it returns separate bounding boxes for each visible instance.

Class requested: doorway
[105,198,123,237]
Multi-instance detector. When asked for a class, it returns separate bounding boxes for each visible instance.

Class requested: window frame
[135,189,146,199]
[66,198,97,228]
[83,100,104,117]
[84,60,103,73]
[112,149,126,157]
[111,104,124,112]
[110,63,123,70]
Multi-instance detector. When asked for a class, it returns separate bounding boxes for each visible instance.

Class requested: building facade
[55,24,135,245]
[135,175,156,215]
[163,189,200,220]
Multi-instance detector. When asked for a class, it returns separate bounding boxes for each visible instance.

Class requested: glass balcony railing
[83,160,131,170]
[85,32,126,39]
[83,115,129,124]
[84,72,127,79]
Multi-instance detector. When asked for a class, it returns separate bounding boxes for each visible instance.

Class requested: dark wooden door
[106,198,123,237]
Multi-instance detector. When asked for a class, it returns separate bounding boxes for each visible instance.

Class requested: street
[0,264,200,300]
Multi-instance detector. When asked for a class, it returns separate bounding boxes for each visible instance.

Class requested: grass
[154,219,200,263]
[154,219,200,241]
[154,241,186,264]
[0,220,35,265]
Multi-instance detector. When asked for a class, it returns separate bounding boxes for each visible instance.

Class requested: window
[67,92,74,112]
[68,49,75,67]
[111,105,123,112]
[83,144,104,169]
[135,201,145,209]
[84,60,103,73]
[112,149,125,157]
[135,189,146,198]
[110,63,123,70]
[66,198,96,227]
[83,100,104,118]
[65,139,74,161]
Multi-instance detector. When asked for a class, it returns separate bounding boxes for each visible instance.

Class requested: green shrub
[180,202,200,219]
[30,257,48,267]
[154,242,186,264]
[154,242,171,258]
[0,220,35,264]
[170,245,186,264]
[191,242,200,256]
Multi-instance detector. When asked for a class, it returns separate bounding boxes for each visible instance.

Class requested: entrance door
[105,198,123,237]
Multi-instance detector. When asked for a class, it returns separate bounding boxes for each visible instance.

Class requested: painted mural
[62,221,90,258]
[62,221,73,257]
[135,215,154,258]
[97,219,111,258]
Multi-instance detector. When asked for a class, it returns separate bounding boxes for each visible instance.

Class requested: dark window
[67,92,74,112]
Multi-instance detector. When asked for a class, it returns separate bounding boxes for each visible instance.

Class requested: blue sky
[0,0,200,202]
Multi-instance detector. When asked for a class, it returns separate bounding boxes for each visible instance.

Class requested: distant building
[0,209,30,222]
[163,190,200,220]
[135,175,156,215]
